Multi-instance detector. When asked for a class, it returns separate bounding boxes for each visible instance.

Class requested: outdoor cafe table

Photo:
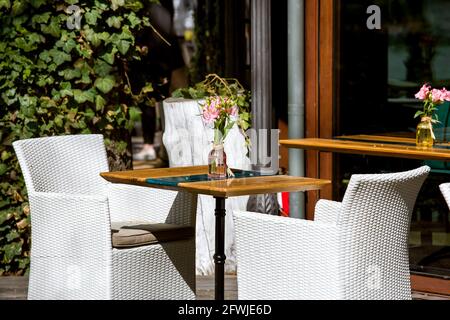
[100,165,330,300]
[280,134,450,161]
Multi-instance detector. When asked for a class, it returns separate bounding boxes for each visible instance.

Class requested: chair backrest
[439,183,450,208]
[13,134,109,195]
[337,166,430,299]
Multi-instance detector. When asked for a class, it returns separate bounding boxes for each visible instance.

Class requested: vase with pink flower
[202,95,240,179]
[414,84,450,148]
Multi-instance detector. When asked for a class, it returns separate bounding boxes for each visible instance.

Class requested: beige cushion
[111,222,194,249]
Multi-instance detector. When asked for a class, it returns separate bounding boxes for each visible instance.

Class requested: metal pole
[251,0,272,158]
[288,0,305,219]
[248,0,280,215]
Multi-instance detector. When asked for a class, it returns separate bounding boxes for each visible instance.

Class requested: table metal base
[214,197,226,300]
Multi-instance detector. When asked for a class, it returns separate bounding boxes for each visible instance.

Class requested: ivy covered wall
[0,0,162,275]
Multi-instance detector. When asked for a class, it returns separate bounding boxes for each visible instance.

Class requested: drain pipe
[288,0,305,219]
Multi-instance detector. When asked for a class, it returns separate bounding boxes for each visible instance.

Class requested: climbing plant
[0,0,162,275]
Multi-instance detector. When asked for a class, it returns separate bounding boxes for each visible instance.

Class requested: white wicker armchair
[13,134,197,300]
[233,166,430,300]
[439,183,450,206]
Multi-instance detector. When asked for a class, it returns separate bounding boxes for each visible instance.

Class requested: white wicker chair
[233,166,430,300]
[13,134,197,300]
[440,183,450,206]
[418,183,450,266]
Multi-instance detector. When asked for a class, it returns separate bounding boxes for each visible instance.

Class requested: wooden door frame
[304,0,449,296]
[305,0,335,220]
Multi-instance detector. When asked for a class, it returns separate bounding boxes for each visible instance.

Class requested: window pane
[337,0,450,277]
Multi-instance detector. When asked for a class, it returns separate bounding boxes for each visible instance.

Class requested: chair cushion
[111,222,194,248]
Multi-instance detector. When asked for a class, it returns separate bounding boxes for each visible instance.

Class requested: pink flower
[431,88,446,104]
[228,105,238,117]
[415,84,431,100]
[202,97,221,124]
[442,88,450,102]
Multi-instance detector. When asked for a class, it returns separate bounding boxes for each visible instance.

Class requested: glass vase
[416,117,434,148]
[208,143,227,180]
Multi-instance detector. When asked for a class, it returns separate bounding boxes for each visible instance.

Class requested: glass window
[337,0,450,278]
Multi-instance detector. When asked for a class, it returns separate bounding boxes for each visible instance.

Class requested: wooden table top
[279,135,450,161]
[100,165,330,198]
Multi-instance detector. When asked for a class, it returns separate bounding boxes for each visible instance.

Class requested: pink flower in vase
[441,88,450,102]
[228,105,239,117]
[431,89,445,104]
[415,84,431,100]
[202,97,221,124]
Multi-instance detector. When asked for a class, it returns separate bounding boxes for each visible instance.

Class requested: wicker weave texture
[234,212,340,300]
[439,183,450,208]
[13,134,196,300]
[314,199,342,224]
[234,166,429,300]
[111,239,196,300]
[338,166,429,300]
[107,184,197,226]
[14,135,109,195]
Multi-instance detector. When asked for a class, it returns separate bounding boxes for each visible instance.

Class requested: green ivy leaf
[54,114,64,127]
[95,94,106,111]
[106,16,123,29]
[59,68,81,80]
[41,17,62,38]
[141,83,153,94]
[29,0,47,8]
[11,0,26,16]
[240,112,250,121]
[97,32,110,42]
[93,60,113,77]
[127,12,141,28]
[73,89,95,103]
[39,50,51,63]
[0,0,11,10]
[0,163,8,176]
[49,49,71,66]
[124,0,143,12]
[14,38,36,52]
[100,47,117,65]
[62,38,77,53]
[0,210,12,224]
[78,68,92,84]
[31,12,51,24]
[111,0,125,11]
[129,106,142,122]
[60,81,73,97]
[83,108,95,121]
[84,29,101,47]
[3,242,23,264]
[6,230,20,242]
[1,151,11,161]
[84,9,101,25]
[94,76,116,94]
[117,40,130,55]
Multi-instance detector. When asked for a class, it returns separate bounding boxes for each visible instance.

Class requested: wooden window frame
[305,0,335,220]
